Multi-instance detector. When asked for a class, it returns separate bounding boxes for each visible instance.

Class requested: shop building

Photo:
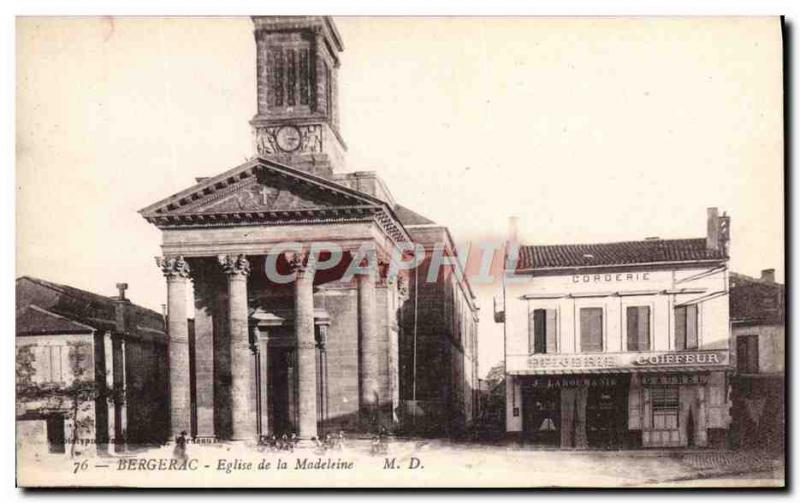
[497,208,733,448]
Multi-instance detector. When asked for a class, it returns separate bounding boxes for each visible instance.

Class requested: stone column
[192,268,216,440]
[358,255,380,430]
[386,274,402,425]
[103,332,115,454]
[114,337,127,451]
[256,331,269,437]
[219,254,257,442]
[157,256,192,440]
[291,253,317,439]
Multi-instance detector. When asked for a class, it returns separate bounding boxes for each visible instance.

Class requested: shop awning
[507,365,733,375]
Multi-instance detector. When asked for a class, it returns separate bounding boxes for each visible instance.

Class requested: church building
[140,16,480,443]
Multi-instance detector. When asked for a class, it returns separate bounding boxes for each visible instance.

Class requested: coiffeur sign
[507,349,729,374]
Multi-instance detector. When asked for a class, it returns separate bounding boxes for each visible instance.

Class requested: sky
[16,16,783,376]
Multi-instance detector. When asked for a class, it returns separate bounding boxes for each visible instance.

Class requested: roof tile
[517,238,726,270]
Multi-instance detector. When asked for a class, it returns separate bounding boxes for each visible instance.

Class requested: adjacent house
[16,277,170,457]
[729,268,785,450]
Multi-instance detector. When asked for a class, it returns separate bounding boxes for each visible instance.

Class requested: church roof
[139,157,411,244]
[394,204,436,226]
[516,238,727,271]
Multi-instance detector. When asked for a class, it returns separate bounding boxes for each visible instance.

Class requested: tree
[485,361,505,386]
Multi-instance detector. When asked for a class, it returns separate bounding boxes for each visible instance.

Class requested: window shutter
[747,336,759,373]
[531,309,546,354]
[686,304,698,349]
[674,306,687,350]
[736,337,748,372]
[38,346,50,382]
[49,346,62,382]
[626,306,639,351]
[545,309,557,353]
[638,306,650,351]
[580,308,603,352]
[628,306,651,351]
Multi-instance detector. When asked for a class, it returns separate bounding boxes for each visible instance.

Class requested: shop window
[580,307,603,352]
[651,386,679,430]
[626,306,651,351]
[736,334,759,374]
[674,304,698,350]
[529,309,557,354]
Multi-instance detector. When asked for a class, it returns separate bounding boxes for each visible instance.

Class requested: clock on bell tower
[250,16,347,178]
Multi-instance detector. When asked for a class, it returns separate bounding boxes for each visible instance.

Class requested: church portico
[153,239,402,442]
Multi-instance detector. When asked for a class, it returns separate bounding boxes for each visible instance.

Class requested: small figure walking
[370,433,381,455]
[377,427,389,454]
[173,431,188,462]
[312,436,324,455]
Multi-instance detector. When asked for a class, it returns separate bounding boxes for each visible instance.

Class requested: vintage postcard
[15,16,785,488]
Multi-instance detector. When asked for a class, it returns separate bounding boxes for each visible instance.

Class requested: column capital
[378,257,391,277]
[156,255,191,279]
[286,251,315,275]
[375,257,396,287]
[397,275,410,300]
[218,254,251,277]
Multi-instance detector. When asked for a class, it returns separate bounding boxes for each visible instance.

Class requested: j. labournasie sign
[507,350,729,374]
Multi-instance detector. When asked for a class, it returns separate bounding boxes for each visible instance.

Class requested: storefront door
[522,385,560,445]
[586,385,626,448]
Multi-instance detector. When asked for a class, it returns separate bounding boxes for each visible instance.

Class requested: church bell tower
[250,16,346,178]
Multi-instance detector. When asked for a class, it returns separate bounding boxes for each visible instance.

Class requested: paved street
[18,437,785,488]
[377,439,785,487]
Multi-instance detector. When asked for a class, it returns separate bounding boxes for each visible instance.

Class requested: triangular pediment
[139,158,410,243]
[141,157,382,218]
[173,171,355,215]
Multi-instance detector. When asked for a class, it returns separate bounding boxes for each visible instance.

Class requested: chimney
[113,282,130,335]
[505,216,520,271]
[115,282,128,301]
[706,207,720,251]
[508,216,519,245]
[761,268,775,284]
